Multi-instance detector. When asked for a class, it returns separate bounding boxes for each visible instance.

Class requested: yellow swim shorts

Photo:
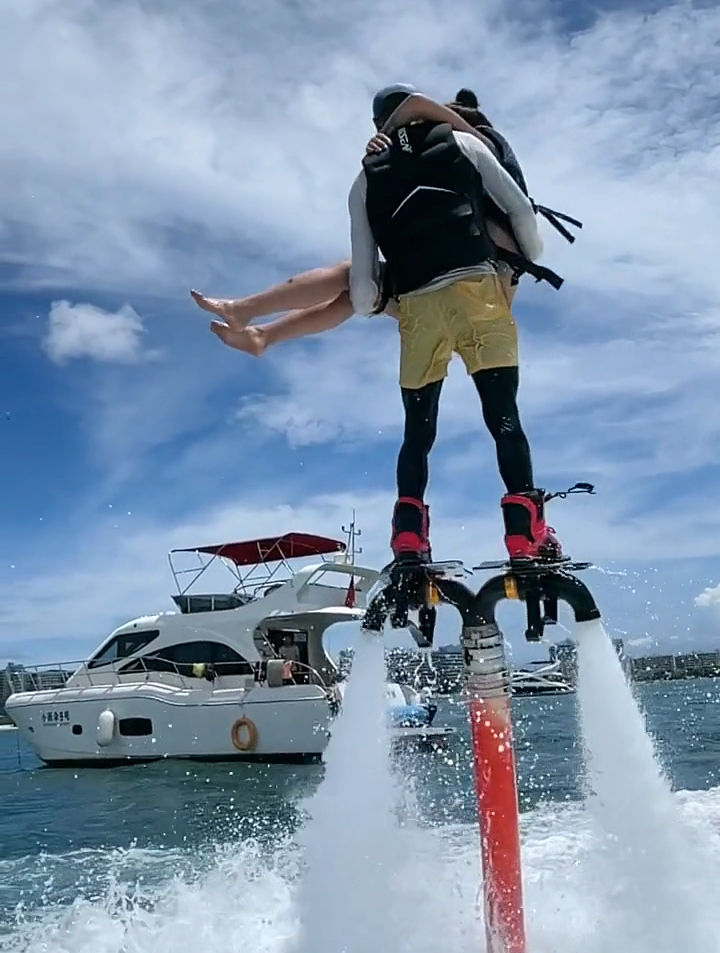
[396,273,518,390]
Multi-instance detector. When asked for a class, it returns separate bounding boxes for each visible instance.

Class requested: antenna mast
[341,510,362,563]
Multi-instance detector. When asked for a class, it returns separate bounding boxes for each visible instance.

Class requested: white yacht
[510,660,573,695]
[6,531,383,766]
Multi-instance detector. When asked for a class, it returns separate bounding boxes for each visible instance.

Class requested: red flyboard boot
[390,497,431,563]
[501,489,563,561]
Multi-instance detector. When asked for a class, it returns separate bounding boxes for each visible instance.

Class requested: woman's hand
[365,132,392,155]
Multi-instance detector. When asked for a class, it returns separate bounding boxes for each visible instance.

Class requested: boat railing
[8,656,332,694]
[509,661,572,691]
[510,660,567,680]
[7,662,77,694]
[276,660,332,693]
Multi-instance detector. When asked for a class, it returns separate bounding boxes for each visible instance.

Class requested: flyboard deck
[384,557,593,577]
[473,557,593,573]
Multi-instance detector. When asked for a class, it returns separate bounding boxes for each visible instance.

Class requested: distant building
[0,663,28,716]
[630,649,720,682]
[1,663,71,720]
[548,637,631,685]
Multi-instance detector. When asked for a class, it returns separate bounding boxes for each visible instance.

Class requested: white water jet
[293,632,401,953]
[575,618,717,953]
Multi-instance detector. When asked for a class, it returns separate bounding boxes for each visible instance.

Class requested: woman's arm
[380,94,497,153]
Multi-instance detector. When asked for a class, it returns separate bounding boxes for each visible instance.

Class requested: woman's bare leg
[210,292,355,356]
[191,261,351,330]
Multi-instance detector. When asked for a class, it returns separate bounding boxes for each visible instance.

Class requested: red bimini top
[172,532,346,567]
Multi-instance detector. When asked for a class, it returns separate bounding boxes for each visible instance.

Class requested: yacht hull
[6,681,333,766]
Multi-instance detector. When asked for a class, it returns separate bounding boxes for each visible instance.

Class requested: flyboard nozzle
[524,586,544,642]
[361,576,391,634]
[362,562,444,638]
[407,604,437,650]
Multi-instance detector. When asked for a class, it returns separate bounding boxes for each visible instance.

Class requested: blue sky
[2,0,720,667]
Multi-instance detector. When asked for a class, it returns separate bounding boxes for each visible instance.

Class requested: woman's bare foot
[209,320,267,356]
[190,290,254,329]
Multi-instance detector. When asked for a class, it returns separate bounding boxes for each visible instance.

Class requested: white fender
[265,659,285,688]
[96,709,116,747]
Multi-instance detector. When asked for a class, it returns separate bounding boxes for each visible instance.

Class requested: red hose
[469,695,526,953]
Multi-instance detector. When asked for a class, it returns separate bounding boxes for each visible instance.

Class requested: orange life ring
[231,716,258,752]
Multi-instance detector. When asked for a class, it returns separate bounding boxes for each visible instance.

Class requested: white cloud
[4,0,720,664]
[696,585,720,610]
[42,300,152,364]
[626,637,657,651]
[3,0,720,305]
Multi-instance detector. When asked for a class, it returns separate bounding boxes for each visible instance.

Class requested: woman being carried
[190,89,533,356]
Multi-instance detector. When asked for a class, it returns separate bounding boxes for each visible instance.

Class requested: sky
[2,0,720,668]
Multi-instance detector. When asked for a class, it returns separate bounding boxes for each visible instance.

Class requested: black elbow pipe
[466,574,508,626]
[432,577,479,626]
[473,570,602,630]
[542,572,601,624]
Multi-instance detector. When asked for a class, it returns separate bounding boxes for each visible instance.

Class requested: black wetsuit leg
[396,381,443,500]
[471,367,534,494]
[395,367,532,511]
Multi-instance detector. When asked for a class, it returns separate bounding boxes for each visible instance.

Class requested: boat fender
[96,709,116,747]
[231,716,258,752]
[266,659,285,688]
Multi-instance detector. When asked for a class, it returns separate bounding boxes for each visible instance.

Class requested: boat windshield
[87,630,159,670]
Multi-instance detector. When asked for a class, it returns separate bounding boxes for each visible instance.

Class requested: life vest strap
[496,249,564,291]
[532,202,583,245]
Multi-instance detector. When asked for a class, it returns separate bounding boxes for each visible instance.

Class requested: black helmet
[454,88,479,109]
[372,83,418,122]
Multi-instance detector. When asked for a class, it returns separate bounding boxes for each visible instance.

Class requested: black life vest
[363,122,496,301]
[479,126,583,290]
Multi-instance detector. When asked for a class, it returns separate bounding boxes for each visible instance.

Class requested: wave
[3,786,720,953]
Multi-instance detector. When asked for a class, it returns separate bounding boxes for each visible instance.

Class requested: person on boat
[348,83,563,564]
[279,633,300,685]
[189,89,569,356]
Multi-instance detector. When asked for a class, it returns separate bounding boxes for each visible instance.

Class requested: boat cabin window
[266,629,309,683]
[87,630,159,670]
[119,717,153,736]
[171,593,253,614]
[120,640,253,677]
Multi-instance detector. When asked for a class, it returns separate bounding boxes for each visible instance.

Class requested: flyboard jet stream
[362,483,602,953]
